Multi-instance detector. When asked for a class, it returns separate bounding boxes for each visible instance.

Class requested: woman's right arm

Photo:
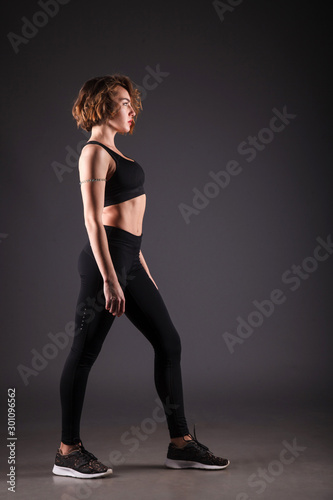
[78,145,125,317]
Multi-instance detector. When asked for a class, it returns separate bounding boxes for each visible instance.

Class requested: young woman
[52,74,230,478]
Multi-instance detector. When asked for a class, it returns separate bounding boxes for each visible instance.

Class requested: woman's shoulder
[79,143,116,173]
[80,143,113,161]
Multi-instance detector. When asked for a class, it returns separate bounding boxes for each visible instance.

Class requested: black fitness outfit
[60,141,190,444]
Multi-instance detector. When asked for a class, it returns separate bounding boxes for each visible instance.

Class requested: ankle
[59,442,81,455]
[171,434,193,448]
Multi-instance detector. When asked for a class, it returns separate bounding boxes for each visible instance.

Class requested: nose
[129,103,135,117]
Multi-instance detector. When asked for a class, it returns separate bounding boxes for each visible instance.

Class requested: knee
[68,341,102,369]
[157,331,182,362]
[78,345,103,368]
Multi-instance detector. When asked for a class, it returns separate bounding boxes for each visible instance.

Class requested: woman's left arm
[139,251,158,289]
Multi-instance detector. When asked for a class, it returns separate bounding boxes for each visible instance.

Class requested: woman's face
[108,86,136,134]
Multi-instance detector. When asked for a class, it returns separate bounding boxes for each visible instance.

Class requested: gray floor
[1,406,332,500]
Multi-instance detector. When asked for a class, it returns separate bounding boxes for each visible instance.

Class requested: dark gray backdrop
[1,0,332,434]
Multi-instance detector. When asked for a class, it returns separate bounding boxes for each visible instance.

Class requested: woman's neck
[90,124,117,148]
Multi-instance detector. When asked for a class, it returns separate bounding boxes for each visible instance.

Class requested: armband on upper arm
[79,178,106,185]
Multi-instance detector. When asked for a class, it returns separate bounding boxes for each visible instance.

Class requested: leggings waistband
[104,225,142,249]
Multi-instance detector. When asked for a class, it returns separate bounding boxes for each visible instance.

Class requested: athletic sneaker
[165,427,230,470]
[52,442,112,478]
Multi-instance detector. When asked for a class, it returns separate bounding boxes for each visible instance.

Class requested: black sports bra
[83,141,145,207]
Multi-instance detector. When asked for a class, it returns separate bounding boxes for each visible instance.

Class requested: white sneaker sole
[165,458,230,470]
[52,464,113,478]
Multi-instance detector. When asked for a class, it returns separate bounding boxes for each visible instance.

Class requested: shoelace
[186,425,220,460]
[189,424,210,452]
[63,446,92,467]
[79,442,98,462]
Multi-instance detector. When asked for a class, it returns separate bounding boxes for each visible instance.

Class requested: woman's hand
[104,280,126,317]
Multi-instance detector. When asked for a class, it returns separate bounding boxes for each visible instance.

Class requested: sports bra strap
[84,141,116,158]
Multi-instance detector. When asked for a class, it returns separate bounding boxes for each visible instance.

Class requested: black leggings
[60,225,189,444]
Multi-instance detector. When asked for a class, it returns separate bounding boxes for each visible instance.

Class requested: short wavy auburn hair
[72,74,142,134]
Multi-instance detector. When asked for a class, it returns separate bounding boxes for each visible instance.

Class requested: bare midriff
[102,194,146,236]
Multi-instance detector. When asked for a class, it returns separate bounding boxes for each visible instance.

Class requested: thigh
[73,241,137,355]
[124,267,180,350]
[73,246,115,356]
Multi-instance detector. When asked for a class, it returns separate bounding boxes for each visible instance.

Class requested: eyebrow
[119,98,130,102]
